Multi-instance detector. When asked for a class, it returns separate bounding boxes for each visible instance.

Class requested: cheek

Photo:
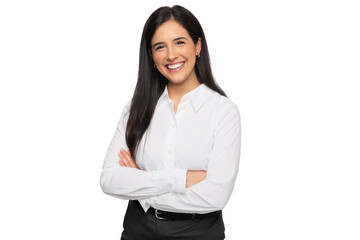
[183,47,196,62]
[153,53,165,65]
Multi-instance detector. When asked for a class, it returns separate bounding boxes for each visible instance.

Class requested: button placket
[169,103,177,157]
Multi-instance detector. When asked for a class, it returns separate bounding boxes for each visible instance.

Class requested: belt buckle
[155,209,167,220]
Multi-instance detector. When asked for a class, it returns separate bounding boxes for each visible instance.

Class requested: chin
[167,77,188,85]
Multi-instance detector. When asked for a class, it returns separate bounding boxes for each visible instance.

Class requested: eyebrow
[152,37,188,49]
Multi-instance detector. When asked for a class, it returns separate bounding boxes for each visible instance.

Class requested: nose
[167,46,177,61]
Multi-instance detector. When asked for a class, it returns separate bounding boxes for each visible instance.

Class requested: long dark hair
[125,5,227,160]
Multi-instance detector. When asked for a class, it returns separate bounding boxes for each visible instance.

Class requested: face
[150,20,201,86]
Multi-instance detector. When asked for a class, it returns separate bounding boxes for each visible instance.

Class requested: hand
[118,148,140,169]
[186,170,207,188]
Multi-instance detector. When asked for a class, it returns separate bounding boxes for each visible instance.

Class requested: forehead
[151,20,190,43]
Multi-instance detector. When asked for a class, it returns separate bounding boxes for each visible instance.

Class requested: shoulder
[124,99,132,113]
[118,98,132,127]
[203,86,240,133]
[204,85,240,116]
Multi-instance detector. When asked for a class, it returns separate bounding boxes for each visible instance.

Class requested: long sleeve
[100,102,187,200]
[150,103,241,213]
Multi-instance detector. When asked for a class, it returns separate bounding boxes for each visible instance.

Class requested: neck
[167,79,201,103]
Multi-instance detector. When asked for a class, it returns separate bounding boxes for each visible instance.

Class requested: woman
[100,5,241,240]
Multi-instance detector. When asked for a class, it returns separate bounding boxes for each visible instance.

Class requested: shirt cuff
[151,168,187,194]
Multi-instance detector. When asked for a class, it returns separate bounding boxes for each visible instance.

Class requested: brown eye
[155,45,164,50]
[176,41,185,45]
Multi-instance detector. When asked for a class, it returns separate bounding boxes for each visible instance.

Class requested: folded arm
[150,103,241,213]
[100,103,188,200]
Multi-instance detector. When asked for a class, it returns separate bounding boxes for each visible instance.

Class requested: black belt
[132,200,222,221]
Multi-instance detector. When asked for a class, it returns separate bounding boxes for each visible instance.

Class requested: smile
[166,62,185,71]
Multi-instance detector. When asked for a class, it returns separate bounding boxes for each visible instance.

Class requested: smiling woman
[150,20,201,88]
[100,5,241,240]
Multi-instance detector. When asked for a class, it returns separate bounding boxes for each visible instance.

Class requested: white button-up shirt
[100,83,241,214]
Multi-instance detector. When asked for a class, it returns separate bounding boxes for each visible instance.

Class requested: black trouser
[120,200,226,240]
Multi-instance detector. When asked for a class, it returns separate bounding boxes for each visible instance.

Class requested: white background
[1,0,359,239]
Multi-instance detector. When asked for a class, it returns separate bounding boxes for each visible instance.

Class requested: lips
[166,62,185,70]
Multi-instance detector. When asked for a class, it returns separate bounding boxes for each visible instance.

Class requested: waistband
[132,200,222,221]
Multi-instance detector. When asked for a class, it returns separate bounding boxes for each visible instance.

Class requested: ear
[148,49,153,57]
[195,37,202,56]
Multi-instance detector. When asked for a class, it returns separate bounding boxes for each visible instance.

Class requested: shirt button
[172,124,176,128]
[168,150,172,155]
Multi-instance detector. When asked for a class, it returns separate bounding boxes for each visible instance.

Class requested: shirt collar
[157,83,211,112]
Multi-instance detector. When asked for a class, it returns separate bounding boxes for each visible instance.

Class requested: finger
[118,151,130,167]
[121,149,137,168]
[118,158,124,167]
[119,151,132,167]
[126,152,140,169]
[119,160,125,167]
[118,152,128,167]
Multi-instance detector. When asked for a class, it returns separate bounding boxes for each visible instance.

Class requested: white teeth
[167,62,184,69]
